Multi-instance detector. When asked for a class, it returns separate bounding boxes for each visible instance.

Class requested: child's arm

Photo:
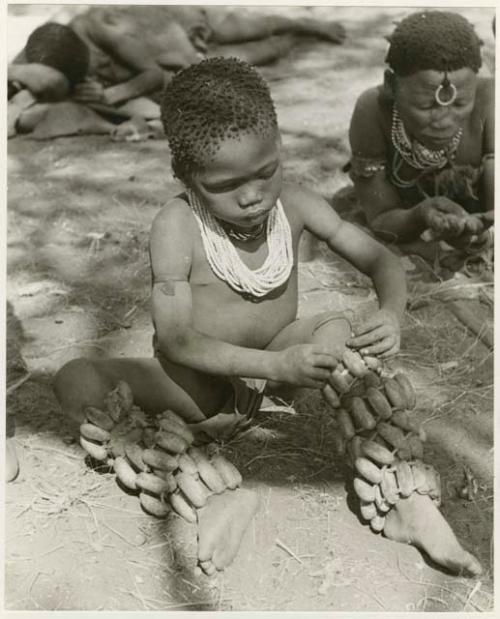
[285,184,407,357]
[150,201,339,387]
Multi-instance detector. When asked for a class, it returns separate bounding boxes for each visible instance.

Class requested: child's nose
[238,185,263,208]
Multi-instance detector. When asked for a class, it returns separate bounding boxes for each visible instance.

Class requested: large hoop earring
[435,83,457,106]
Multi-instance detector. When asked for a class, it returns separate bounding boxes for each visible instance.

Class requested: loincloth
[189,376,266,444]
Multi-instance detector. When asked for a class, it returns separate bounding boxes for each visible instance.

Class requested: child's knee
[310,312,352,354]
[53,357,111,423]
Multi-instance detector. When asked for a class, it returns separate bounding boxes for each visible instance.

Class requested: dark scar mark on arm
[157,281,177,296]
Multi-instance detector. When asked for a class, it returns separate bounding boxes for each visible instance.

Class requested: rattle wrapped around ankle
[78,382,243,522]
[325,350,441,534]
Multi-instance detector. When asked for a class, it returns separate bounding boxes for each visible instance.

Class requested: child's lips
[245,206,273,222]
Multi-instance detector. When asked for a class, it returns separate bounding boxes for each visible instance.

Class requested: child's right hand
[273,344,340,388]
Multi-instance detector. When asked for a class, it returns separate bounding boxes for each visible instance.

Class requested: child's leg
[264,310,351,397]
[53,356,233,427]
[54,355,260,575]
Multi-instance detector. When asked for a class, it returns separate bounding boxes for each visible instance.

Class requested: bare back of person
[69,6,202,83]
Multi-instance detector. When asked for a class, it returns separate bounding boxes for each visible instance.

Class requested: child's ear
[383,69,396,99]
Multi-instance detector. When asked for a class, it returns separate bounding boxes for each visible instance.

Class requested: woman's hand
[419,196,470,238]
[347,309,400,358]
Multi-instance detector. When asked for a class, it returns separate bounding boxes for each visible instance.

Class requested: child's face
[189,131,283,230]
[394,67,477,149]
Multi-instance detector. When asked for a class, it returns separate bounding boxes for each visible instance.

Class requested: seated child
[54,58,479,577]
[345,10,494,256]
[9,6,346,138]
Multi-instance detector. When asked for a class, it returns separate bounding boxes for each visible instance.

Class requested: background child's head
[385,10,483,77]
[25,22,90,86]
[161,57,278,184]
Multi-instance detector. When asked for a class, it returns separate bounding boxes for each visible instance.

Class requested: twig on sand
[28,571,44,610]
[416,594,448,610]
[27,445,82,460]
[102,521,142,546]
[463,580,482,611]
[6,373,32,395]
[118,586,153,610]
[275,537,303,565]
[352,582,386,609]
[126,566,150,610]
[396,554,485,612]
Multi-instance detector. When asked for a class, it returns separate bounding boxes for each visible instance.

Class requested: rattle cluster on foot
[325,349,481,576]
[78,382,243,521]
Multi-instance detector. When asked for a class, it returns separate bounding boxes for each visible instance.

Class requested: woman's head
[384,11,483,149]
[161,57,279,183]
[386,10,482,77]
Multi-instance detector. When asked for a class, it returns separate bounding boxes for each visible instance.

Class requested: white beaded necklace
[187,190,293,298]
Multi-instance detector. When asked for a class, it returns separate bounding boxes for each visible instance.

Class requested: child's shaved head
[386,10,483,76]
[25,22,90,85]
[161,57,278,181]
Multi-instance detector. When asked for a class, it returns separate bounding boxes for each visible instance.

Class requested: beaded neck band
[391,107,462,170]
[187,190,293,298]
[220,220,266,242]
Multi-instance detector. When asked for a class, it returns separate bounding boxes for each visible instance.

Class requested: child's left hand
[347,309,400,358]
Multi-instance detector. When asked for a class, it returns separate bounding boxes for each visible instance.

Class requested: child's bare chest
[189,234,299,347]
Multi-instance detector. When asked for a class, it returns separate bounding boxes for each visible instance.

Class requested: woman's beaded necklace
[187,190,293,298]
[391,107,463,171]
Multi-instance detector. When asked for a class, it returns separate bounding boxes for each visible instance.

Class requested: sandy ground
[5,5,495,613]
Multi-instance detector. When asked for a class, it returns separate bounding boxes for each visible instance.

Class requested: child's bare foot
[196,488,259,576]
[6,438,20,482]
[384,492,482,576]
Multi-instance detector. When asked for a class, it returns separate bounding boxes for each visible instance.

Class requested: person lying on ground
[8,6,346,138]
[344,10,494,260]
[53,58,480,578]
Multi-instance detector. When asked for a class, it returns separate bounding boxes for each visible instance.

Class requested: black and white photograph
[4,2,495,613]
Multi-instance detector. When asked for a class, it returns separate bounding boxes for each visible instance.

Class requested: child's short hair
[386,10,483,76]
[25,22,90,85]
[161,57,278,181]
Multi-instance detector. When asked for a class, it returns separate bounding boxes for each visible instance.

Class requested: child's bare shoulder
[150,195,199,255]
[151,194,196,236]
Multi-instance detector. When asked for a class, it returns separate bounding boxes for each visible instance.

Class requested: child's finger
[199,559,217,576]
[313,352,340,369]
[348,326,387,348]
[311,367,333,382]
[378,343,400,359]
[328,369,351,394]
[359,338,394,356]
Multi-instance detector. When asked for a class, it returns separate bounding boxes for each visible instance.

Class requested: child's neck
[219,219,267,243]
